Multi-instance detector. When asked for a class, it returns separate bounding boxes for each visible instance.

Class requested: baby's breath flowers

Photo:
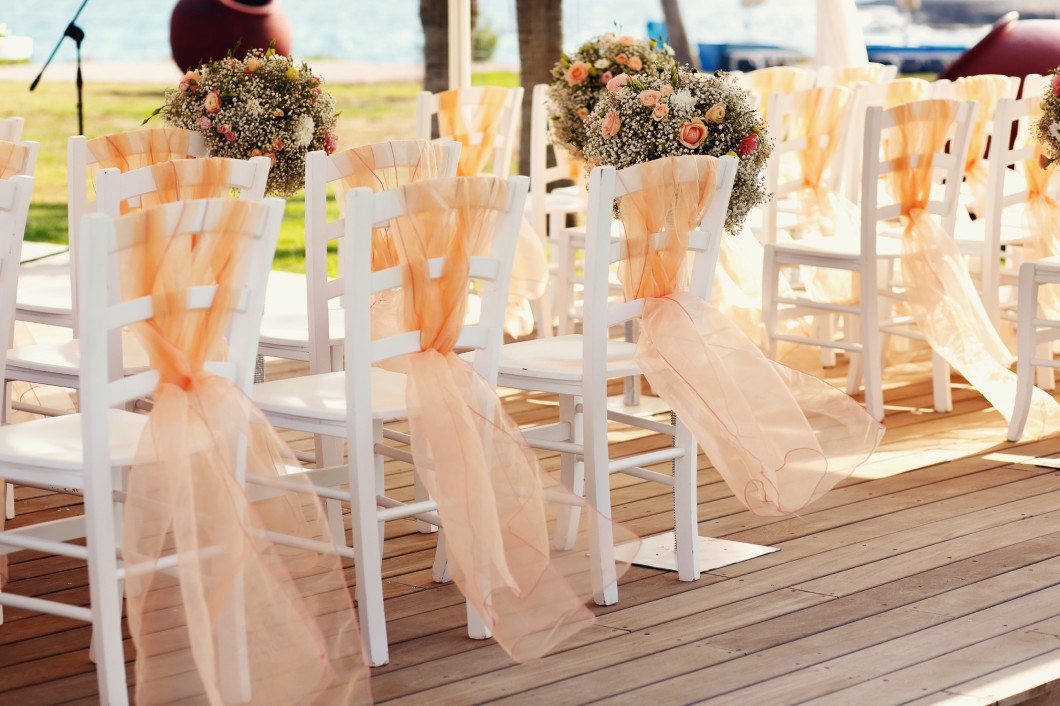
[582,68,771,235]
[1035,70,1060,170]
[548,33,677,160]
[151,47,338,196]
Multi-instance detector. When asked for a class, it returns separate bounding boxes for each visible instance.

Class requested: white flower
[245,98,263,115]
[293,114,315,148]
[594,59,610,69]
[669,89,696,112]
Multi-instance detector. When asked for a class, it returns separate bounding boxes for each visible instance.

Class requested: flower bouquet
[582,68,770,235]
[548,32,677,161]
[151,47,339,196]
[1035,71,1060,170]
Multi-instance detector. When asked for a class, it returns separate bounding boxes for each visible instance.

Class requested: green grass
[5,70,517,272]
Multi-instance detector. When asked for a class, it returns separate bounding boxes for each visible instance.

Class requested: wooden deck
[3,358,1060,705]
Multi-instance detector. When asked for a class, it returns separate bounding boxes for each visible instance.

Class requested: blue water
[2,0,989,66]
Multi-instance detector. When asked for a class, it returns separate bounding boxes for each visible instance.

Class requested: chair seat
[16,257,73,317]
[7,330,149,379]
[20,241,68,263]
[770,234,904,260]
[542,186,586,216]
[252,367,408,424]
[0,408,147,476]
[477,334,640,383]
[259,270,343,349]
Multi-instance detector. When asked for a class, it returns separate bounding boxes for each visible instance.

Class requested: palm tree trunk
[516,0,563,175]
[420,0,480,96]
[660,0,699,69]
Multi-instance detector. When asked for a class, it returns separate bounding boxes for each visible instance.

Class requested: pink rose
[1052,73,1060,96]
[705,102,727,123]
[652,103,670,121]
[615,53,628,65]
[577,107,590,120]
[638,90,662,107]
[618,35,636,47]
[203,90,221,114]
[601,110,622,139]
[197,116,212,130]
[215,123,231,135]
[627,56,643,71]
[600,32,615,43]
[660,85,674,97]
[677,118,709,149]
[224,130,238,143]
[600,71,613,85]
[738,133,759,157]
[566,61,591,86]
[324,130,339,155]
[178,69,200,92]
[606,73,629,94]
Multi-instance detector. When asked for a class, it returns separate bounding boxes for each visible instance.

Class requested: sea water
[4,0,991,66]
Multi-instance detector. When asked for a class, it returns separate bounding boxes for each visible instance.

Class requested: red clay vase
[170,0,294,71]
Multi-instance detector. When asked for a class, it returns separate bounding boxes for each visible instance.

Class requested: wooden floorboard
[2,357,1060,705]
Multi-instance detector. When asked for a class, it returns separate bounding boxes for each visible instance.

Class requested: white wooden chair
[15,129,206,333]
[480,156,738,599]
[257,140,460,369]
[0,117,23,142]
[762,99,975,421]
[4,156,269,405]
[415,86,522,177]
[1009,257,1060,440]
[814,62,897,89]
[0,196,284,705]
[527,83,588,338]
[738,66,816,121]
[251,174,529,666]
[1022,73,1047,99]
[0,130,42,262]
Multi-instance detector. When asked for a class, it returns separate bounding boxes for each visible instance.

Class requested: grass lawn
[3,69,516,272]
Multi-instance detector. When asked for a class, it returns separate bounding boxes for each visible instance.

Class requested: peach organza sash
[88,126,195,173]
[830,63,888,89]
[747,67,809,123]
[391,177,636,660]
[792,87,857,239]
[120,201,369,705]
[1020,111,1060,319]
[619,156,883,516]
[0,140,29,178]
[133,158,240,212]
[889,102,1060,434]
[953,75,1011,213]
[885,78,930,109]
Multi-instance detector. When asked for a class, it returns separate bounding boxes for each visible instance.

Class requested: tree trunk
[660,0,698,69]
[420,0,480,95]
[516,0,563,175]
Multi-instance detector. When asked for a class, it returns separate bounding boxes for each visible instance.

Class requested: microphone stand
[30,0,90,136]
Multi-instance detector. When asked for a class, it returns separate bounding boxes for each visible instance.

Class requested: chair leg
[466,596,492,640]
[672,417,700,582]
[761,248,779,360]
[555,232,573,336]
[582,390,618,606]
[552,394,583,551]
[860,286,885,422]
[1008,269,1038,441]
[818,315,837,368]
[348,455,389,666]
[84,495,130,705]
[1034,344,1055,391]
[3,483,12,521]
[931,352,953,413]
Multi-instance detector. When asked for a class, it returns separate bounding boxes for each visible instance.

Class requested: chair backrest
[95,156,269,215]
[0,175,34,365]
[0,117,24,143]
[0,139,39,178]
[740,66,816,121]
[415,86,523,177]
[762,86,854,243]
[528,83,585,242]
[342,174,529,387]
[68,128,207,246]
[815,62,897,89]
[303,140,461,373]
[581,156,739,344]
[78,197,283,410]
[1022,73,1047,99]
[859,99,975,262]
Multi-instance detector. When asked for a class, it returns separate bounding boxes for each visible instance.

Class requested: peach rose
[203,89,221,114]
[565,61,591,86]
[615,53,628,65]
[601,110,622,139]
[577,107,590,120]
[627,56,643,71]
[677,118,708,149]
[638,90,662,107]
[660,85,674,97]
[600,32,615,43]
[704,102,727,123]
[618,35,636,46]
[606,73,629,94]
[272,136,285,151]
[1052,73,1060,96]
[600,71,613,85]
[738,133,759,157]
[244,57,262,73]
[652,103,669,121]
[178,69,200,92]
[272,108,285,117]
[196,116,212,130]
[249,148,263,157]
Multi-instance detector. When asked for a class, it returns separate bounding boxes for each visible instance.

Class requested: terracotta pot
[170,0,293,71]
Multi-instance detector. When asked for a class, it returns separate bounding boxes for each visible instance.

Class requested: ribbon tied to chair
[0,140,30,179]
[888,101,1060,435]
[1019,106,1060,319]
[392,176,637,661]
[120,200,369,705]
[619,156,883,516]
[953,75,1011,215]
[88,126,197,174]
